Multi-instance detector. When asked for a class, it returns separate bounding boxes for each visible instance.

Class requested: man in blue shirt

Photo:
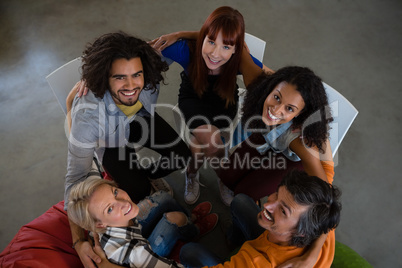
[66,32,191,268]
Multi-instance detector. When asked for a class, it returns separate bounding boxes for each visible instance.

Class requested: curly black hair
[241,66,333,153]
[81,31,168,98]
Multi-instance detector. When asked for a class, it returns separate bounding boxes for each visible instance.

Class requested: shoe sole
[192,201,212,217]
[196,213,219,239]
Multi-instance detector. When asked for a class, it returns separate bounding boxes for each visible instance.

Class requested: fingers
[158,41,168,51]
[154,40,165,51]
[82,257,97,268]
[148,38,158,47]
[93,233,100,247]
[76,81,84,97]
[76,241,101,267]
[92,245,105,258]
[75,80,88,98]
[149,37,167,51]
[87,248,102,264]
[92,233,107,260]
[73,81,81,91]
[148,38,159,46]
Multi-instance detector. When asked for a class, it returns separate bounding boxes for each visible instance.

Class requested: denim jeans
[179,194,265,267]
[179,242,223,268]
[227,193,265,248]
[102,112,191,203]
[136,191,198,257]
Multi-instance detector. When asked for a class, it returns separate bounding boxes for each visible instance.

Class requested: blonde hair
[67,177,117,233]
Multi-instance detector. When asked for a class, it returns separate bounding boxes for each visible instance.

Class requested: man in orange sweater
[179,170,342,268]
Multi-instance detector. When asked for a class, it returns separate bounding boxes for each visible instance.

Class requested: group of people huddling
[64,6,342,268]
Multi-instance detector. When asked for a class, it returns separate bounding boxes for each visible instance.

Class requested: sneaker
[184,171,200,205]
[192,201,212,222]
[150,177,173,196]
[218,178,234,206]
[195,213,218,238]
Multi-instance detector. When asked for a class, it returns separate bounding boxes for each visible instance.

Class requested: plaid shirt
[98,219,183,268]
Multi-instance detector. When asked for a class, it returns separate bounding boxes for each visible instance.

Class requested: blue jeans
[228,193,265,247]
[136,191,198,257]
[179,194,265,267]
[180,242,223,268]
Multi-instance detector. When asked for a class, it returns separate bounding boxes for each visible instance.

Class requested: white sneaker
[184,171,200,205]
[150,177,173,196]
[218,178,234,206]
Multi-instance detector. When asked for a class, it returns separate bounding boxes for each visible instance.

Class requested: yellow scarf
[116,101,143,117]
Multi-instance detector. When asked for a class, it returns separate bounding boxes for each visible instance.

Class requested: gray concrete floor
[1,1,401,267]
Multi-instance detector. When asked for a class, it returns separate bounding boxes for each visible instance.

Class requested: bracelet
[72,238,86,249]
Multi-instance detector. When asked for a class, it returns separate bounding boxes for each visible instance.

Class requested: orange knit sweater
[207,161,336,268]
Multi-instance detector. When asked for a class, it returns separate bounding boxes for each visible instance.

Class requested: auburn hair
[189,6,245,107]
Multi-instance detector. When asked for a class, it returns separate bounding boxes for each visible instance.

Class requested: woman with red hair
[150,6,270,206]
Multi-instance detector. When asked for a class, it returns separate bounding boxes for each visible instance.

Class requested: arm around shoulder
[240,46,265,87]
[69,218,101,268]
[149,31,199,51]
[289,138,328,183]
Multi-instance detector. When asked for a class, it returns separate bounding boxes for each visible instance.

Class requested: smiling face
[262,82,305,126]
[108,57,145,106]
[88,184,139,229]
[257,186,309,246]
[201,31,235,74]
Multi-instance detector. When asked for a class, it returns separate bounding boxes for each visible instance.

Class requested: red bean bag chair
[0,201,83,268]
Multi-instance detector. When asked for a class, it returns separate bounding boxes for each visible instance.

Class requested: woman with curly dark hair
[218,51,334,205]
[242,66,332,153]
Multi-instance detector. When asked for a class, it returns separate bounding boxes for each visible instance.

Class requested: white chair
[235,33,266,85]
[324,82,358,157]
[172,33,267,150]
[46,57,82,115]
[245,32,266,62]
[46,57,105,170]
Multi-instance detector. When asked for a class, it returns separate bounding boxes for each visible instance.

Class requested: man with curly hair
[65,32,191,268]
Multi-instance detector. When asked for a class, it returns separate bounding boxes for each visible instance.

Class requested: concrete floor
[1,1,401,267]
